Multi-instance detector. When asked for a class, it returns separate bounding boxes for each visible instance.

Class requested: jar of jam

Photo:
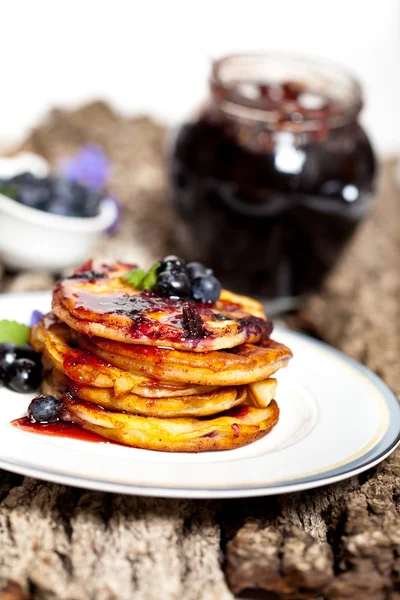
[168,54,376,306]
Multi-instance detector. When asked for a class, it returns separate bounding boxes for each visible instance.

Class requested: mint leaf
[141,270,157,290]
[0,320,30,345]
[124,263,160,291]
[141,262,160,291]
[0,184,18,200]
[123,268,146,289]
[148,262,160,274]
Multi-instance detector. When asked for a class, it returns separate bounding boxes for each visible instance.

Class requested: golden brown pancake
[78,333,291,386]
[247,378,277,407]
[52,262,273,351]
[47,369,247,418]
[63,396,280,452]
[33,313,291,388]
[29,260,291,452]
[30,316,214,398]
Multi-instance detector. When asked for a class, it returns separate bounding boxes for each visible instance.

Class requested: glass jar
[168,54,376,307]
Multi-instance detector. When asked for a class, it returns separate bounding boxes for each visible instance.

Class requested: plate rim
[0,290,399,498]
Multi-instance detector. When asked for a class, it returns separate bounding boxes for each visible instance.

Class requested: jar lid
[210,53,363,133]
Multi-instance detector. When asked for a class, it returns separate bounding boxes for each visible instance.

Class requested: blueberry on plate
[6,358,41,393]
[187,262,213,280]
[156,270,190,299]
[0,342,17,377]
[0,342,17,363]
[15,344,41,368]
[28,395,63,423]
[190,275,222,304]
[157,255,186,274]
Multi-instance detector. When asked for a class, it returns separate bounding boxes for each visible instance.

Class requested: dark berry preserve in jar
[169,54,376,305]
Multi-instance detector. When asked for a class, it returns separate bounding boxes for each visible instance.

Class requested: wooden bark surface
[1,104,400,600]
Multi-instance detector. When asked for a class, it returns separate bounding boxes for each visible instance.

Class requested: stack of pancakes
[30,263,292,452]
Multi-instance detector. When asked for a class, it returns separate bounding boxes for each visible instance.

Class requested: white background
[1,0,399,155]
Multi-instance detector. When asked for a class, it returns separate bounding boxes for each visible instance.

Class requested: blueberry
[190,275,222,304]
[156,270,190,299]
[9,172,38,186]
[45,200,72,216]
[15,344,41,368]
[6,358,41,393]
[18,184,50,210]
[187,262,213,280]
[0,342,17,362]
[28,395,63,423]
[46,199,83,217]
[157,255,186,274]
[0,342,17,378]
[51,178,78,203]
[82,191,102,217]
[47,179,86,215]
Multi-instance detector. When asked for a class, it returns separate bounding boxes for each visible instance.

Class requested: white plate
[0,291,399,499]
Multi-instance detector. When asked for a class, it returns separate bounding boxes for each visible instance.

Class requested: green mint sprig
[0,184,18,200]
[123,263,160,291]
[0,320,30,345]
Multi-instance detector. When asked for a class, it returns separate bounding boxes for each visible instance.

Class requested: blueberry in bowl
[0,172,105,219]
[0,171,118,272]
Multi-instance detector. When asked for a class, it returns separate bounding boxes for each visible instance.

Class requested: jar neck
[208,53,363,150]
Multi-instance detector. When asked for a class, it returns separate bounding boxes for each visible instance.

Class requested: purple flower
[60,143,121,233]
[60,144,111,191]
[30,310,44,327]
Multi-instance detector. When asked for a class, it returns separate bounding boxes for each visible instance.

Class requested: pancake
[63,396,280,452]
[248,378,277,408]
[77,333,292,386]
[48,369,247,418]
[52,262,273,351]
[27,259,291,453]
[33,313,291,388]
[30,316,214,398]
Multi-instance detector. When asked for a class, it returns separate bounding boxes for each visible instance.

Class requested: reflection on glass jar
[168,54,376,305]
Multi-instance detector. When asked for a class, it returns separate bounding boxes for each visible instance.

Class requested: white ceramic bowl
[0,192,118,272]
